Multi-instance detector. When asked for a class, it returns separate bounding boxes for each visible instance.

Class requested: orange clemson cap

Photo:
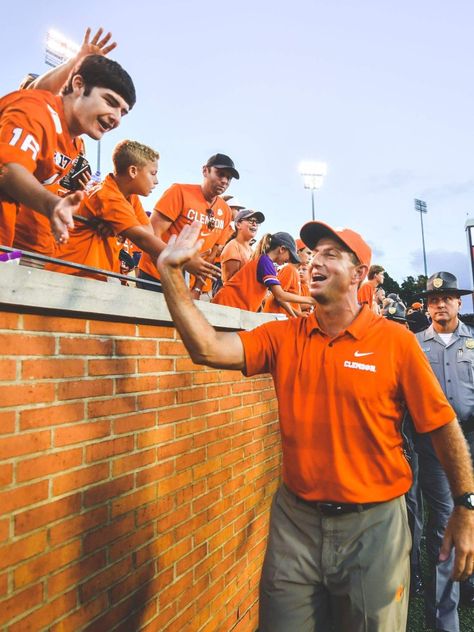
[300,220,372,267]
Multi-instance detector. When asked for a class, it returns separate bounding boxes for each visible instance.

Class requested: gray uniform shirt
[416,320,474,423]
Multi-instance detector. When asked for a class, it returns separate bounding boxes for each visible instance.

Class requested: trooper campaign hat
[418,271,472,297]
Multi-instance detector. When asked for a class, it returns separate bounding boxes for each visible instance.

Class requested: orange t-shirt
[0,202,19,247]
[357,282,374,306]
[238,305,455,503]
[0,90,83,255]
[138,183,231,281]
[47,174,149,281]
[263,263,300,315]
[220,238,252,284]
[212,254,280,312]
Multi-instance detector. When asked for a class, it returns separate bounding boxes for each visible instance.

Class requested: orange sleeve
[0,93,51,172]
[220,240,241,263]
[153,184,184,222]
[398,333,455,433]
[357,283,373,305]
[278,264,298,292]
[238,320,289,376]
[95,189,148,235]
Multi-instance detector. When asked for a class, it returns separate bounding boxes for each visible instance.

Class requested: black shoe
[460,581,474,607]
[410,570,424,597]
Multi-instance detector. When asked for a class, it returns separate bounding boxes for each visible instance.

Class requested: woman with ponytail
[220,209,265,284]
[212,231,315,315]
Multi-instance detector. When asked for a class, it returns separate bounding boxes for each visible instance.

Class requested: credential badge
[466,339,474,349]
[433,277,443,289]
[388,306,396,314]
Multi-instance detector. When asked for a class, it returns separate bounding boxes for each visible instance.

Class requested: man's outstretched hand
[79,27,117,59]
[439,507,474,580]
[158,221,204,271]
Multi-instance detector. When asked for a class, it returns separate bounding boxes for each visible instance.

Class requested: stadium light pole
[299,161,327,221]
[45,29,101,179]
[414,198,428,278]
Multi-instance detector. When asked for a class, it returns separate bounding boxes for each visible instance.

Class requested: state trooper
[409,271,474,632]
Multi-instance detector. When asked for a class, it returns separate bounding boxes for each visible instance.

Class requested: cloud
[367,242,385,259]
[420,179,474,200]
[409,248,472,290]
[367,169,418,192]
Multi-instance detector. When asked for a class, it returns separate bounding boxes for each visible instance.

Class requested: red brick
[0,583,43,625]
[14,494,81,536]
[0,410,15,434]
[87,396,136,419]
[0,382,55,407]
[115,375,158,394]
[115,339,156,356]
[192,399,219,417]
[138,357,174,373]
[176,386,207,404]
[176,356,200,371]
[85,436,133,462]
[158,373,192,389]
[175,449,206,472]
[22,358,85,380]
[49,506,107,547]
[0,531,47,572]
[110,484,156,518]
[14,540,80,588]
[80,556,132,603]
[54,420,110,447]
[157,470,193,496]
[57,378,113,401]
[175,418,206,438]
[8,588,76,632]
[109,560,154,604]
[157,437,192,459]
[137,324,175,338]
[0,463,13,486]
[109,523,154,562]
[0,480,48,514]
[0,358,16,380]
[138,390,175,411]
[0,571,7,597]
[112,449,155,476]
[89,320,137,336]
[0,312,20,328]
[82,513,135,554]
[52,462,109,496]
[136,461,174,488]
[0,333,55,355]
[88,357,136,376]
[83,474,134,507]
[16,448,82,482]
[0,518,9,544]
[137,425,174,448]
[114,411,156,434]
[159,340,185,356]
[159,405,192,424]
[20,402,85,430]
[23,314,86,333]
[48,550,106,596]
[50,592,108,632]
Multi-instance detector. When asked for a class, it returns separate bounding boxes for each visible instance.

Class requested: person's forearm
[431,420,474,496]
[1,163,58,217]
[129,230,165,260]
[27,59,77,93]
[159,265,223,366]
[278,289,314,305]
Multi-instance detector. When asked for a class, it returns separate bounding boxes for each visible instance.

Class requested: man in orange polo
[156,220,474,632]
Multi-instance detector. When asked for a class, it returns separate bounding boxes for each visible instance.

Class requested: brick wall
[0,269,281,632]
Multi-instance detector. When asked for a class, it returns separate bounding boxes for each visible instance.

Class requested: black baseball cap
[272,232,300,264]
[205,153,239,179]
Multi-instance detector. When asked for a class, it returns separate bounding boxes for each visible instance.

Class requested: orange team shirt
[0,202,19,247]
[238,305,455,503]
[263,263,300,315]
[0,90,84,255]
[138,183,232,281]
[357,282,374,306]
[47,174,149,281]
[220,238,252,284]
[212,254,280,312]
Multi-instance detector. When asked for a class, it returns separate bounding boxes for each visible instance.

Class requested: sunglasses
[242,218,259,225]
[206,208,216,231]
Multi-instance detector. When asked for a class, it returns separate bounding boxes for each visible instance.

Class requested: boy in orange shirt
[0,54,135,252]
[48,140,160,281]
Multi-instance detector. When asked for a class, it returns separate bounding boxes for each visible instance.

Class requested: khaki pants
[258,485,411,632]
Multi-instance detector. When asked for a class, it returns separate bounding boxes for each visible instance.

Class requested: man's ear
[354,264,368,284]
[71,74,85,94]
[128,165,138,179]
[202,166,209,178]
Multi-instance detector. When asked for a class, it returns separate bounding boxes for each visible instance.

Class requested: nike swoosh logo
[354,351,374,357]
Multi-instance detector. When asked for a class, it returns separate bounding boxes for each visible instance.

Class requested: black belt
[461,416,474,434]
[294,495,382,516]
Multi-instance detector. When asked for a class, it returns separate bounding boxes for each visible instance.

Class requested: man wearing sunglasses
[137,153,238,293]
